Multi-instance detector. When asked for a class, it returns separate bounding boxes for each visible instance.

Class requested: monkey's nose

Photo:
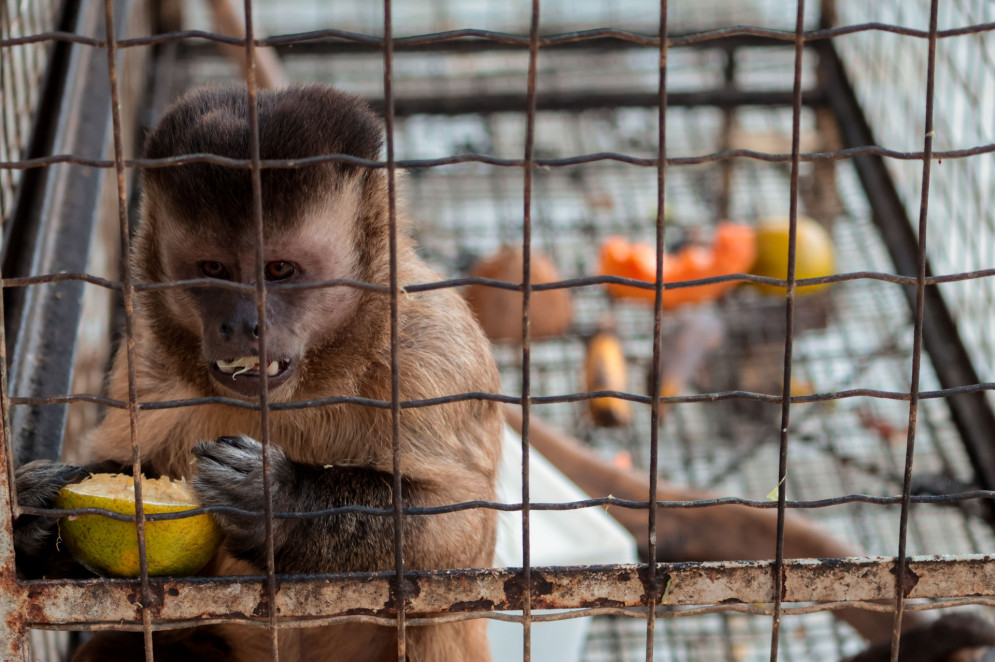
[252,325,260,339]
[220,323,233,341]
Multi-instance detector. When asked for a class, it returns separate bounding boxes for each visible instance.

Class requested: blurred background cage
[2,0,995,660]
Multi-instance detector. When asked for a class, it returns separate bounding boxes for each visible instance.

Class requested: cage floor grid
[145,44,995,662]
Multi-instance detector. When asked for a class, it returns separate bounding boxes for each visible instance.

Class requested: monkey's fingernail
[58,467,90,485]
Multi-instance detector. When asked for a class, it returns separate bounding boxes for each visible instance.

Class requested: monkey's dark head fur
[136,85,394,400]
[143,85,383,237]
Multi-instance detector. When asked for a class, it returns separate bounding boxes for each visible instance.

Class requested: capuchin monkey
[14,84,503,661]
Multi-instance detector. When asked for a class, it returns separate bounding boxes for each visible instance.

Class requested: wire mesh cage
[1,0,995,661]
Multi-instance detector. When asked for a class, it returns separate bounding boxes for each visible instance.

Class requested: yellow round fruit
[55,473,222,578]
[750,216,836,296]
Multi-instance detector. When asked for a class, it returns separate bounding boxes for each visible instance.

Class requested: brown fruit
[584,327,633,427]
[464,246,572,341]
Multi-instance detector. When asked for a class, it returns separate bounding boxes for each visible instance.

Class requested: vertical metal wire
[102,0,154,658]
[769,1,806,659]
[0,128,22,661]
[645,1,669,660]
[241,1,280,659]
[890,1,940,658]
[520,1,541,659]
[381,0,407,658]
[2,0,27,182]
[0,0,18,223]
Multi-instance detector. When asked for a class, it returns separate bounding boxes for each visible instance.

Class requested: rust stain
[448,599,496,613]
[637,566,671,606]
[503,571,554,610]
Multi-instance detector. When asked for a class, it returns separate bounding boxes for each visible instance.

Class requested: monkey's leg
[502,404,925,644]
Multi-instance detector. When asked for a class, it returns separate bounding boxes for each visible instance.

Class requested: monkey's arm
[502,404,924,643]
[193,435,411,574]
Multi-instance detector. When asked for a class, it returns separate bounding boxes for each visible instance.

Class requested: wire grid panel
[153,7,995,659]
[3,0,995,661]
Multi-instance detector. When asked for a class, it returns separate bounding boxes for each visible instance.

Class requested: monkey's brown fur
[73,85,502,661]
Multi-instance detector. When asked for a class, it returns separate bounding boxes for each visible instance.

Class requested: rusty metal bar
[645,0,669,659]
[237,0,281,658]
[0,192,24,662]
[891,2,941,659]
[380,0,407,657]
[101,0,154,658]
[11,556,995,629]
[519,0,541,658]
[769,1,806,659]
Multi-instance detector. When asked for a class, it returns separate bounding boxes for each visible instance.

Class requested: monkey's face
[154,185,365,400]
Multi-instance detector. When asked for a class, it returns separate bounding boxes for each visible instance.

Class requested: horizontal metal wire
[10,381,995,414]
[27,598,995,633]
[4,143,995,173]
[2,21,994,51]
[6,267,995,300]
[19,489,995,525]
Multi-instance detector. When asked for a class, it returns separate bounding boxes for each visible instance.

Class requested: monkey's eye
[200,261,231,280]
[264,261,297,281]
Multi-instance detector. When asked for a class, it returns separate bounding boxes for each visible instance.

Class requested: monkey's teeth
[216,357,282,378]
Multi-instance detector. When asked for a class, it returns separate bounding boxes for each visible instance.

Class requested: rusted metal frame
[0,191,25,662]
[237,0,280,658]
[645,0,669,660]
[10,138,995,172]
[520,0,541,658]
[768,2,806,659]
[13,556,995,629]
[891,2,940,659]
[814,36,995,532]
[101,0,155,658]
[380,0,407,657]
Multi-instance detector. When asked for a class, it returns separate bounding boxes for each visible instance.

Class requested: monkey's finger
[192,438,264,476]
[15,462,91,508]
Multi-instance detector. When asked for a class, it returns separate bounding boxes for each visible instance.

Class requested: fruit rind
[55,474,222,578]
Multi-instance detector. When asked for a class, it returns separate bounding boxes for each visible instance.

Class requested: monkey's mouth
[210,356,293,394]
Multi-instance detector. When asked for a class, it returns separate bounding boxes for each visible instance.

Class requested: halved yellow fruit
[55,473,222,578]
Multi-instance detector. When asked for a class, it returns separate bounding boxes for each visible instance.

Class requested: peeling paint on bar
[7,556,993,629]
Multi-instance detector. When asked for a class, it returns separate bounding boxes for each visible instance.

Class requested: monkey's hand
[13,460,90,576]
[193,435,401,574]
